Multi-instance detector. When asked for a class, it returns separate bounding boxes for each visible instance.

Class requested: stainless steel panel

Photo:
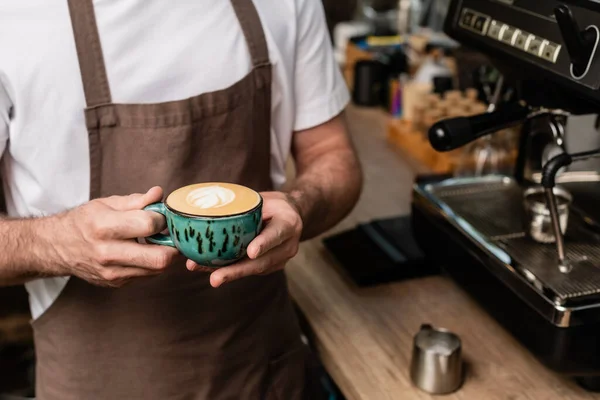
[414,176,600,327]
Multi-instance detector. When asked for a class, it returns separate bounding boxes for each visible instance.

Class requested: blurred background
[3,0,600,398]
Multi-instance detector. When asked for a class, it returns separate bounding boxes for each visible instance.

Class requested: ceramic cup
[143,192,263,268]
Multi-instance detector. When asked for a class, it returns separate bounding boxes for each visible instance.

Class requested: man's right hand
[45,187,179,288]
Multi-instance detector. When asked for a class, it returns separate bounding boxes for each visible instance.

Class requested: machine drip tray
[323,216,440,287]
[421,176,600,308]
[413,174,600,380]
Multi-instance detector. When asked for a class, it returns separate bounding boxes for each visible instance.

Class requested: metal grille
[436,182,525,239]
[497,236,600,301]
[428,179,600,302]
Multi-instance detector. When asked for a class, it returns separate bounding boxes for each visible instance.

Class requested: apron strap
[230,0,271,67]
[66,0,112,108]
[66,0,269,108]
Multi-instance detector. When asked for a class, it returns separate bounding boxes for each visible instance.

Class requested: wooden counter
[285,106,600,400]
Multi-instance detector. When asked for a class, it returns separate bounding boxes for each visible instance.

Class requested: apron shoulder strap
[230,0,270,67]
[67,0,112,108]
[66,0,269,109]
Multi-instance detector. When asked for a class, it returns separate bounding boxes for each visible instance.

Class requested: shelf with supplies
[344,36,431,88]
[387,88,489,174]
[387,118,457,173]
[386,109,519,175]
[345,31,520,176]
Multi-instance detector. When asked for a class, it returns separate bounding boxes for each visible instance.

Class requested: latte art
[186,186,236,209]
[167,182,261,217]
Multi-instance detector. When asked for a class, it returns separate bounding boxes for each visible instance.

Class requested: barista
[0,0,362,399]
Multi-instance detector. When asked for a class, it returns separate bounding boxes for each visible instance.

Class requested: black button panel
[459,8,490,35]
[459,8,562,65]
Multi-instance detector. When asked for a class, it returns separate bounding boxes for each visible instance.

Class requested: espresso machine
[411,0,600,390]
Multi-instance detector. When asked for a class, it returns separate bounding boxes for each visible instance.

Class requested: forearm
[0,216,58,286]
[286,128,362,240]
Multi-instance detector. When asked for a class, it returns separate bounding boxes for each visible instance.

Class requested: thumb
[100,187,164,211]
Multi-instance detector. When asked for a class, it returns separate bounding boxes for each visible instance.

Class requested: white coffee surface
[186,186,236,209]
[167,182,261,216]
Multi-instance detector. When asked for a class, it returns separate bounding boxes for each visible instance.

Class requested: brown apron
[31,1,325,399]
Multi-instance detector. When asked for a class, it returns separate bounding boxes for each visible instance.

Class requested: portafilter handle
[428,102,530,152]
[541,149,600,273]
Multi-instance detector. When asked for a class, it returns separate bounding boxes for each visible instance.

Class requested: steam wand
[541,149,600,273]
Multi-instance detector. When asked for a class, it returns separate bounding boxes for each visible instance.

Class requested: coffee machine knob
[554,4,599,79]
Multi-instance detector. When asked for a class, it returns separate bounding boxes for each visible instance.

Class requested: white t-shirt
[0,0,350,320]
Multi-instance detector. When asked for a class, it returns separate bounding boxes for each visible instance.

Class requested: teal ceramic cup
[143,197,263,268]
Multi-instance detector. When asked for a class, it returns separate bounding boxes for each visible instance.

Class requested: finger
[106,210,168,239]
[210,261,287,288]
[99,187,164,211]
[259,193,298,220]
[209,242,291,287]
[246,218,294,260]
[186,259,215,273]
[94,265,164,288]
[260,198,281,220]
[99,241,180,271]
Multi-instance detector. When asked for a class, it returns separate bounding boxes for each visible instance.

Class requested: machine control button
[473,16,489,33]
[541,42,561,63]
[501,26,518,44]
[527,37,544,56]
[459,8,490,35]
[514,32,530,50]
[487,20,503,40]
[461,10,475,28]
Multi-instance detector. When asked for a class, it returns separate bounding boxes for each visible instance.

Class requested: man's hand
[47,187,180,288]
[186,192,303,288]
[185,112,362,288]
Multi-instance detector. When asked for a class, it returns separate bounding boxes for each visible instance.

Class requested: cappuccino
[166,182,261,217]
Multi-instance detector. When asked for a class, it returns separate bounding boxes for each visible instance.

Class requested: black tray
[323,216,439,287]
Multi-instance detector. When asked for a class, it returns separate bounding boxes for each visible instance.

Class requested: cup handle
[143,203,175,248]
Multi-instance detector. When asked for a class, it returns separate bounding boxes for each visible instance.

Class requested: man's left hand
[186,191,303,287]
